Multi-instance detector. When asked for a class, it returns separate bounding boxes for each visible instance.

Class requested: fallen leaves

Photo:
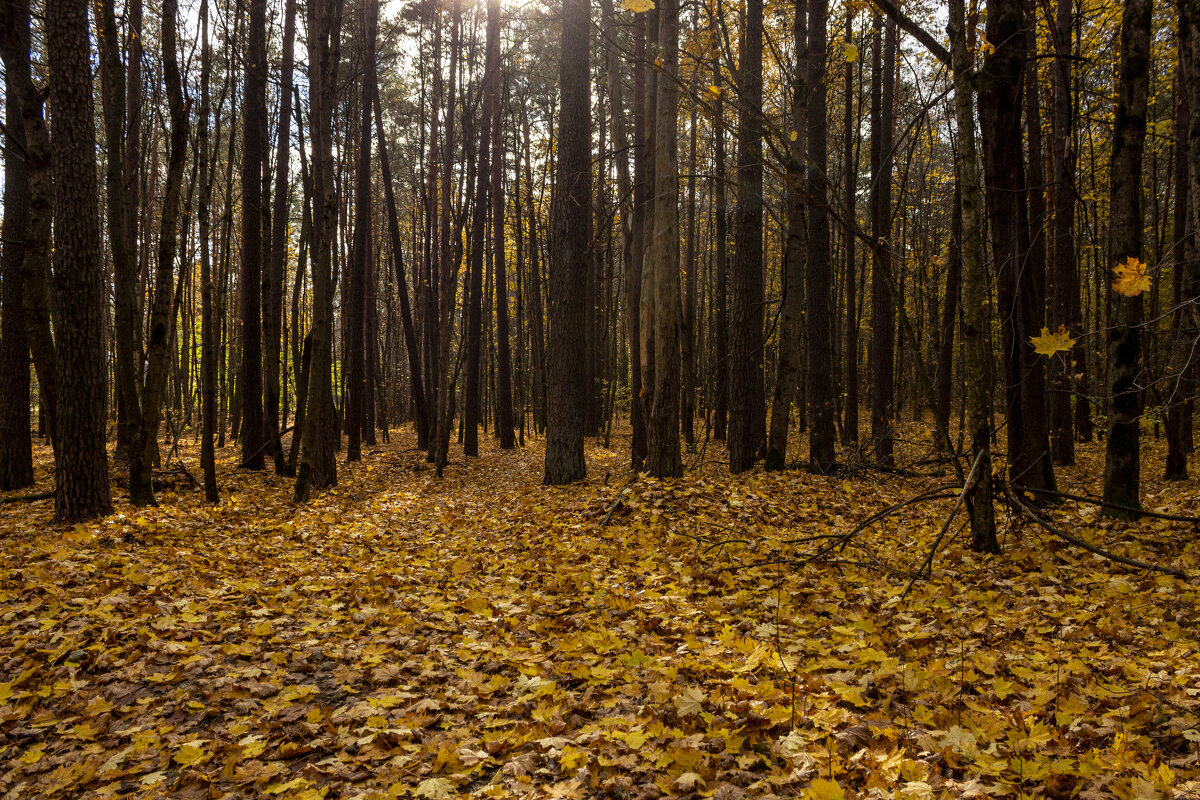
[0,428,1197,799]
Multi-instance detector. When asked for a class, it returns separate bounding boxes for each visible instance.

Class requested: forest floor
[1,424,1199,800]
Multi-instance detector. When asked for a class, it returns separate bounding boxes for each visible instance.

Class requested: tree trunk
[199,0,219,501]
[646,0,681,479]
[1103,0,1152,515]
[0,0,34,490]
[465,1,496,459]
[842,9,859,447]
[869,15,897,466]
[806,0,836,473]
[130,0,189,506]
[544,0,591,484]
[239,0,268,470]
[766,0,807,471]
[266,0,298,474]
[491,0,516,450]
[729,0,764,474]
[979,0,1055,493]
[295,0,343,501]
[1168,0,1200,479]
[347,0,377,462]
[47,0,113,521]
[375,88,429,444]
[948,0,997,551]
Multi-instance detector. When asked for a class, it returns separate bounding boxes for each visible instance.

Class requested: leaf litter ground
[1,426,1199,800]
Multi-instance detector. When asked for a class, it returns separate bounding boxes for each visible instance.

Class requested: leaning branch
[869,0,952,67]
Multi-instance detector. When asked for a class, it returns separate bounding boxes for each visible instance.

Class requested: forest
[1,0,1200,793]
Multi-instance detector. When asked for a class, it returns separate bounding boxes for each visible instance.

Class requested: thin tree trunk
[948,0,997,551]
[266,0,298,474]
[646,0,681,478]
[806,0,836,473]
[766,0,807,471]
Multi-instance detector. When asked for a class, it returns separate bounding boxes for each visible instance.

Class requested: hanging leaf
[1113,255,1152,296]
[1030,325,1076,357]
[844,42,859,62]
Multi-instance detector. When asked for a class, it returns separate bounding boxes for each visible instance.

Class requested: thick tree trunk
[0,0,34,490]
[1103,0,1152,514]
[729,0,764,474]
[1,0,56,455]
[47,0,113,521]
[979,0,1055,493]
[295,0,343,501]
[627,15,648,466]
[239,0,268,470]
[1049,0,1079,464]
[1167,0,1200,479]
[544,0,591,484]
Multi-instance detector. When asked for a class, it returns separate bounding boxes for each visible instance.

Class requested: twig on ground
[599,473,638,528]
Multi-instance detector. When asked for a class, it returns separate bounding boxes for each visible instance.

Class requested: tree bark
[0,0,34,490]
[266,0,298,474]
[806,0,836,473]
[1103,0,1152,515]
[948,0,997,551]
[729,0,764,474]
[47,0,113,521]
[646,0,681,478]
[544,0,591,484]
[766,0,807,471]
[239,0,268,470]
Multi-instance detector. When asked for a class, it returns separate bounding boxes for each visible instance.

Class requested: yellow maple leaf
[173,741,208,767]
[1113,255,1152,296]
[1030,325,1076,356]
[844,42,859,63]
[805,778,846,800]
[621,0,655,11]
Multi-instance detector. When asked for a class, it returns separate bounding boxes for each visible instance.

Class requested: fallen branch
[901,450,987,600]
[0,490,54,504]
[598,473,638,528]
[1012,484,1200,525]
[1004,483,1188,578]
